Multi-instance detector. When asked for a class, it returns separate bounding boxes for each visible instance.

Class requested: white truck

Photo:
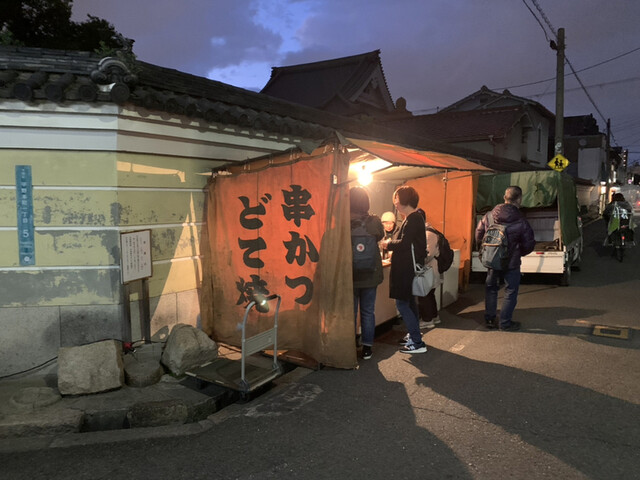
[471,170,583,286]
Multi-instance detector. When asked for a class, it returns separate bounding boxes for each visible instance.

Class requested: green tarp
[475,170,582,247]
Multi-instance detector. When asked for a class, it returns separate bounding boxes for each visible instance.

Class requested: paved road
[2,219,639,480]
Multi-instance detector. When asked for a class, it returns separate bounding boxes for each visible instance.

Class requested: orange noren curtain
[407,171,478,290]
[200,146,357,368]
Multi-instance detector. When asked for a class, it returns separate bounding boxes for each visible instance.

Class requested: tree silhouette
[0,0,133,52]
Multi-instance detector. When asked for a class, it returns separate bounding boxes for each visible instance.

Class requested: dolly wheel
[559,261,571,286]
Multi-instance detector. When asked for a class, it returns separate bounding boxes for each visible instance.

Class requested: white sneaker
[433,316,441,324]
[419,320,436,329]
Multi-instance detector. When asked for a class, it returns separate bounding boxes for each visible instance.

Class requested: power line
[524,0,620,143]
[495,45,640,90]
[521,0,550,42]
[526,76,640,98]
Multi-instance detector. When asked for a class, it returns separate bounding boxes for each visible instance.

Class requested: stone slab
[0,408,83,438]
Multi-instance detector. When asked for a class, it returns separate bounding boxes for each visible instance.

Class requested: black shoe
[485,318,498,329]
[362,346,372,360]
[399,342,427,354]
[500,321,521,331]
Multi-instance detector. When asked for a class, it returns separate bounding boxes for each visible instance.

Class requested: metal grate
[592,325,630,340]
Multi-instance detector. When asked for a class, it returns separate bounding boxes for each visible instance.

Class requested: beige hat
[381,211,396,223]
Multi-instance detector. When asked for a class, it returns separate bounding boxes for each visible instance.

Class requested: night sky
[71,0,640,163]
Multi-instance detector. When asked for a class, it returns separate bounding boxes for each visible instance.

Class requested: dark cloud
[71,0,640,156]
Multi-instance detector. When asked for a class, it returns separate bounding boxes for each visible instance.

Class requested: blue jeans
[485,267,521,327]
[395,298,423,346]
[354,287,377,346]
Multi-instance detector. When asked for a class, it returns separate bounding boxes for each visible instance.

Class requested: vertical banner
[212,158,330,316]
[15,165,35,266]
[204,149,356,368]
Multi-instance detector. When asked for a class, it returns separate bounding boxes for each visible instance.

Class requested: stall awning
[344,136,492,182]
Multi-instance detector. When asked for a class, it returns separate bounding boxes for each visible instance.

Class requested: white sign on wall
[120,229,152,283]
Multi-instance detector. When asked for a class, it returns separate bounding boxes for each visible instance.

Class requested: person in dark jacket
[380,186,428,353]
[350,187,384,360]
[475,185,535,331]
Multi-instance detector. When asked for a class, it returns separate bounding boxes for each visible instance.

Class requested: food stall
[199,135,491,368]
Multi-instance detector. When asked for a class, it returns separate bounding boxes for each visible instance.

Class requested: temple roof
[261,50,398,118]
[441,85,554,119]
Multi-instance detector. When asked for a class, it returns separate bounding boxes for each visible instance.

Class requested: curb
[0,367,315,453]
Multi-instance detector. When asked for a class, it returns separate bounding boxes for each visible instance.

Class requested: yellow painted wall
[0,148,217,306]
[0,150,117,186]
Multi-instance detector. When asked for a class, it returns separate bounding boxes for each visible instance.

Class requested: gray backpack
[480,215,510,270]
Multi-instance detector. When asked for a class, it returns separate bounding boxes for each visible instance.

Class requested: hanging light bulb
[358,165,372,186]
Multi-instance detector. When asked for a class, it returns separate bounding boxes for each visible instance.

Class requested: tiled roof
[441,85,554,119]
[0,46,357,139]
[0,46,535,172]
[381,106,527,142]
[260,50,396,116]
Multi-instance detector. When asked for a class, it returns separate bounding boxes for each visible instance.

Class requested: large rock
[161,324,218,376]
[124,356,165,387]
[58,340,124,395]
[123,343,165,387]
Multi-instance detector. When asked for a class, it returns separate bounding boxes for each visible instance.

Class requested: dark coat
[351,213,384,289]
[475,203,536,270]
[387,211,426,300]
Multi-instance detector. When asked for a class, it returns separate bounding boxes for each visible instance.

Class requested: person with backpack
[350,187,384,360]
[475,185,535,331]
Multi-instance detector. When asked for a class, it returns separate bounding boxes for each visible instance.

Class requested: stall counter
[372,250,461,326]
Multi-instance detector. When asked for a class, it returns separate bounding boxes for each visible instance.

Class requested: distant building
[382,86,554,168]
[261,50,411,121]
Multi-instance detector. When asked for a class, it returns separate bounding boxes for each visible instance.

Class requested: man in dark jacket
[475,186,536,331]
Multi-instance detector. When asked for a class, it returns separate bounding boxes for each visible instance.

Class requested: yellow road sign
[548,154,570,172]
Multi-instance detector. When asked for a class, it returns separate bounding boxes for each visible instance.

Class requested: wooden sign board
[120,229,152,283]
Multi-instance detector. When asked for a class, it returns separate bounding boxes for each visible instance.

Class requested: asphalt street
[2,218,639,480]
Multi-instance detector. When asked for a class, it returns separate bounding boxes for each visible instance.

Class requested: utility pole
[606,118,611,197]
[552,27,565,156]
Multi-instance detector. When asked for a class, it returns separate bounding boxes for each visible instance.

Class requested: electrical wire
[495,46,640,90]
[524,0,625,145]
[521,0,549,42]
[0,357,58,379]
[526,76,640,98]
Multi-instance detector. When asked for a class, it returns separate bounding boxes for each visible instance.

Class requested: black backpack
[480,215,510,270]
[427,226,454,274]
[351,217,378,274]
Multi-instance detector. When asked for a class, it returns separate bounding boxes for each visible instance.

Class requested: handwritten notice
[120,230,152,283]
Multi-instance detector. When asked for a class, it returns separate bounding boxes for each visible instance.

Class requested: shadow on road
[411,347,640,479]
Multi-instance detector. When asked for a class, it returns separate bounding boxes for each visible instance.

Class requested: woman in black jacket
[381,186,428,354]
